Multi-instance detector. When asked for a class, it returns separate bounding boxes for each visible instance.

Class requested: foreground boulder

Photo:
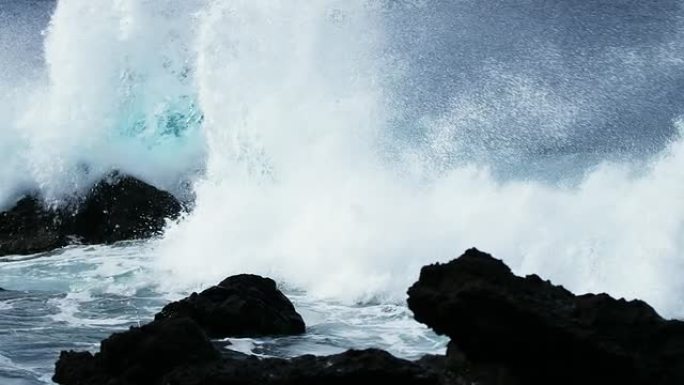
[54,298,440,385]
[155,274,306,338]
[54,275,454,385]
[0,172,183,256]
[407,248,684,385]
[54,318,220,385]
[55,251,684,385]
[162,349,442,385]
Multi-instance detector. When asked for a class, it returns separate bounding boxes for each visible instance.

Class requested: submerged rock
[0,172,183,256]
[155,274,306,338]
[407,248,684,385]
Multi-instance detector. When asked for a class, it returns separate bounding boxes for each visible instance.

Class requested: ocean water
[3,1,684,384]
[0,244,445,385]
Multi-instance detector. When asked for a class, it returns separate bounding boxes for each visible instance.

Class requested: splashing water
[3,1,684,383]
[154,0,684,316]
[1,0,206,205]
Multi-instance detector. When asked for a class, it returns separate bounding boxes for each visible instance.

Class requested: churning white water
[154,0,684,315]
[2,1,684,383]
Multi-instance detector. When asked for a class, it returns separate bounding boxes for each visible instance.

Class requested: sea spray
[4,2,684,382]
[1,0,207,204]
[154,1,684,317]
[1,0,683,317]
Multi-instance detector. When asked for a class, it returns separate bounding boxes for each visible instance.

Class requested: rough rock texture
[0,196,67,256]
[54,318,219,385]
[69,174,183,244]
[54,250,684,385]
[0,173,183,256]
[53,275,453,385]
[53,319,443,385]
[155,274,306,338]
[163,349,443,385]
[407,248,684,385]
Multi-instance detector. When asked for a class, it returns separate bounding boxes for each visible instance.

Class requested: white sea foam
[151,1,684,319]
[2,0,684,320]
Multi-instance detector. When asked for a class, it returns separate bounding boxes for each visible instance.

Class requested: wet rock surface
[0,196,67,256]
[56,340,446,385]
[408,248,684,385]
[53,290,443,385]
[155,274,306,338]
[54,250,684,385]
[54,318,220,385]
[0,172,183,257]
[163,349,443,385]
[69,173,183,244]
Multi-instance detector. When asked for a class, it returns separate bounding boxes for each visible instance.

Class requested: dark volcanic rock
[54,318,220,385]
[0,196,67,256]
[407,248,684,385]
[70,173,183,244]
[163,349,442,385]
[54,305,440,385]
[55,249,684,385]
[56,339,442,385]
[155,274,306,338]
[0,172,183,256]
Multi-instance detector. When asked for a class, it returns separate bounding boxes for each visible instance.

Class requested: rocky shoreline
[3,177,682,384]
[51,249,684,385]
